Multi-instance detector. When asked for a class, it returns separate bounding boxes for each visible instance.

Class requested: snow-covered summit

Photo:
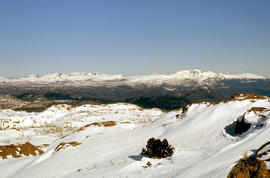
[172,69,266,80]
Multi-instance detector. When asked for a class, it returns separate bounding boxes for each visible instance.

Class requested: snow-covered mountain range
[0,70,267,87]
[0,93,269,177]
[0,69,269,111]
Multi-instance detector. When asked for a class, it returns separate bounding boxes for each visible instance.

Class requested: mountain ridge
[0,69,269,111]
[0,69,267,84]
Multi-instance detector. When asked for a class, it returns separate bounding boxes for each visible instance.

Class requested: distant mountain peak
[173,69,266,80]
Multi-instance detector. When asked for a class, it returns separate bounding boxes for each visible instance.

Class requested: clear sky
[0,0,270,78]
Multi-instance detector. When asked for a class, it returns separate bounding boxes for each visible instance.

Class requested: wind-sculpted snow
[0,96,270,177]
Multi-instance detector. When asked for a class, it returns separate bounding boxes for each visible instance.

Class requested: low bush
[141,137,174,158]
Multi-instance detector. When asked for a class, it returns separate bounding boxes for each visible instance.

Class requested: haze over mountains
[0,69,269,111]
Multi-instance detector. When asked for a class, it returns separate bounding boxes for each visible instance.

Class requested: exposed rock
[54,141,82,152]
[228,141,270,178]
[227,157,270,178]
[0,142,44,159]
[230,93,269,101]
[235,115,251,134]
[256,141,270,162]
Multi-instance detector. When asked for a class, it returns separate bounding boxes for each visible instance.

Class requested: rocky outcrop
[235,115,251,134]
[228,141,270,178]
[227,157,270,178]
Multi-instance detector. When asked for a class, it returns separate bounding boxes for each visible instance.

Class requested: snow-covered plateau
[0,93,269,177]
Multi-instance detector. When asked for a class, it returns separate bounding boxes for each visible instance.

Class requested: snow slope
[0,95,270,177]
[0,70,267,87]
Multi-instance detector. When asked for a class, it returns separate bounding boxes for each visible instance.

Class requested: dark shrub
[141,137,174,158]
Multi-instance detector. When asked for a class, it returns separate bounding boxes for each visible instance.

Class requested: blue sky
[0,0,270,78]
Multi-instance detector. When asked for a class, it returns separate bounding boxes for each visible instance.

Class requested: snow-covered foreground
[0,95,270,177]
